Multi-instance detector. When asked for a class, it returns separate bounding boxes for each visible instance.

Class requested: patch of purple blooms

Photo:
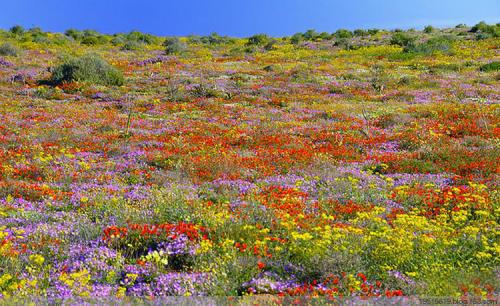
[0,57,14,67]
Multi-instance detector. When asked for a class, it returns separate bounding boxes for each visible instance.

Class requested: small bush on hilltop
[121,40,142,51]
[390,32,416,48]
[404,35,455,55]
[423,25,435,33]
[470,21,500,37]
[163,37,187,55]
[9,25,25,36]
[290,33,304,45]
[334,29,353,39]
[50,53,124,86]
[246,34,271,46]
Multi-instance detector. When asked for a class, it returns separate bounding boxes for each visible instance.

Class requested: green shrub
[334,38,352,50]
[121,40,142,51]
[390,32,416,47]
[404,35,455,55]
[318,32,332,40]
[9,25,25,35]
[81,36,99,45]
[423,25,435,33]
[303,29,319,41]
[189,33,234,45]
[290,33,304,45]
[353,29,368,37]
[470,21,500,38]
[334,29,353,39]
[111,35,126,46]
[263,39,278,51]
[126,31,157,44]
[246,34,270,46]
[163,37,187,55]
[65,28,83,40]
[50,53,124,86]
[479,61,500,72]
[0,43,19,56]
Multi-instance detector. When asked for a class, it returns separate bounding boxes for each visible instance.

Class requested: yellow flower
[29,254,45,266]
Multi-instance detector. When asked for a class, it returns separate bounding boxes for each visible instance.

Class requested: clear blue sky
[1,0,498,37]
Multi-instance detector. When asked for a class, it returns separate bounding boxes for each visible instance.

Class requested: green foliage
[126,30,158,44]
[334,29,353,39]
[390,32,416,47]
[0,42,19,56]
[334,37,352,50]
[479,61,500,72]
[163,37,187,55]
[121,40,142,51]
[263,39,278,51]
[423,25,435,33]
[65,28,83,40]
[9,25,25,35]
[288,30,330,44]
[470,21,499,37]
[290,33,304,45]
[246,34,270,46]
[81,36,100,45]
[189,33,234,45]
[111,35,126,46]
[303,29,319,41]
[404,35,455,55]
[353,29,368,37]
[50,53,124,86]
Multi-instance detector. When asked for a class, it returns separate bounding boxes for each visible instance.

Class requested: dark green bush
[65,28,83,40]
[126,31,157,44]
[423,25,435,33]
[9,25,25,35]
[0,43,19,56]
[334,29,353,39]
[111,35,126,46]
[290,33,304,45]
[318,32,331,40]
[334,38,352,50]
[390,32,416,47]
[189,33,234,45]
[404,35,455,55]
[303,29,319,41]
[264,39,278,51]
[479,61,500,72]
[121,40,142,51]
[353,29,368,37]
[470,21,500,38]
[50,53,124,86]
[32,35,50,44]
[163,37,187,55]
[246,34,270,46]
[81,36,100,45]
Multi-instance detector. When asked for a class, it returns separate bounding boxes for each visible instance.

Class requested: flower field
[0,25,498,302]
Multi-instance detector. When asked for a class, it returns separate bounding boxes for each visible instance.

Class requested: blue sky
[1,0,498,37]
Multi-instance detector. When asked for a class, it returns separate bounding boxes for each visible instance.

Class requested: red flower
[257,261,265,269]
[357,272,367,282]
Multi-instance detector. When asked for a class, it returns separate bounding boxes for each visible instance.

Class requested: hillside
[0,23,499,301]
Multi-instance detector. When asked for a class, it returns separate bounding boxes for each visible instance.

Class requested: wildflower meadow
[0,23,498,303]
